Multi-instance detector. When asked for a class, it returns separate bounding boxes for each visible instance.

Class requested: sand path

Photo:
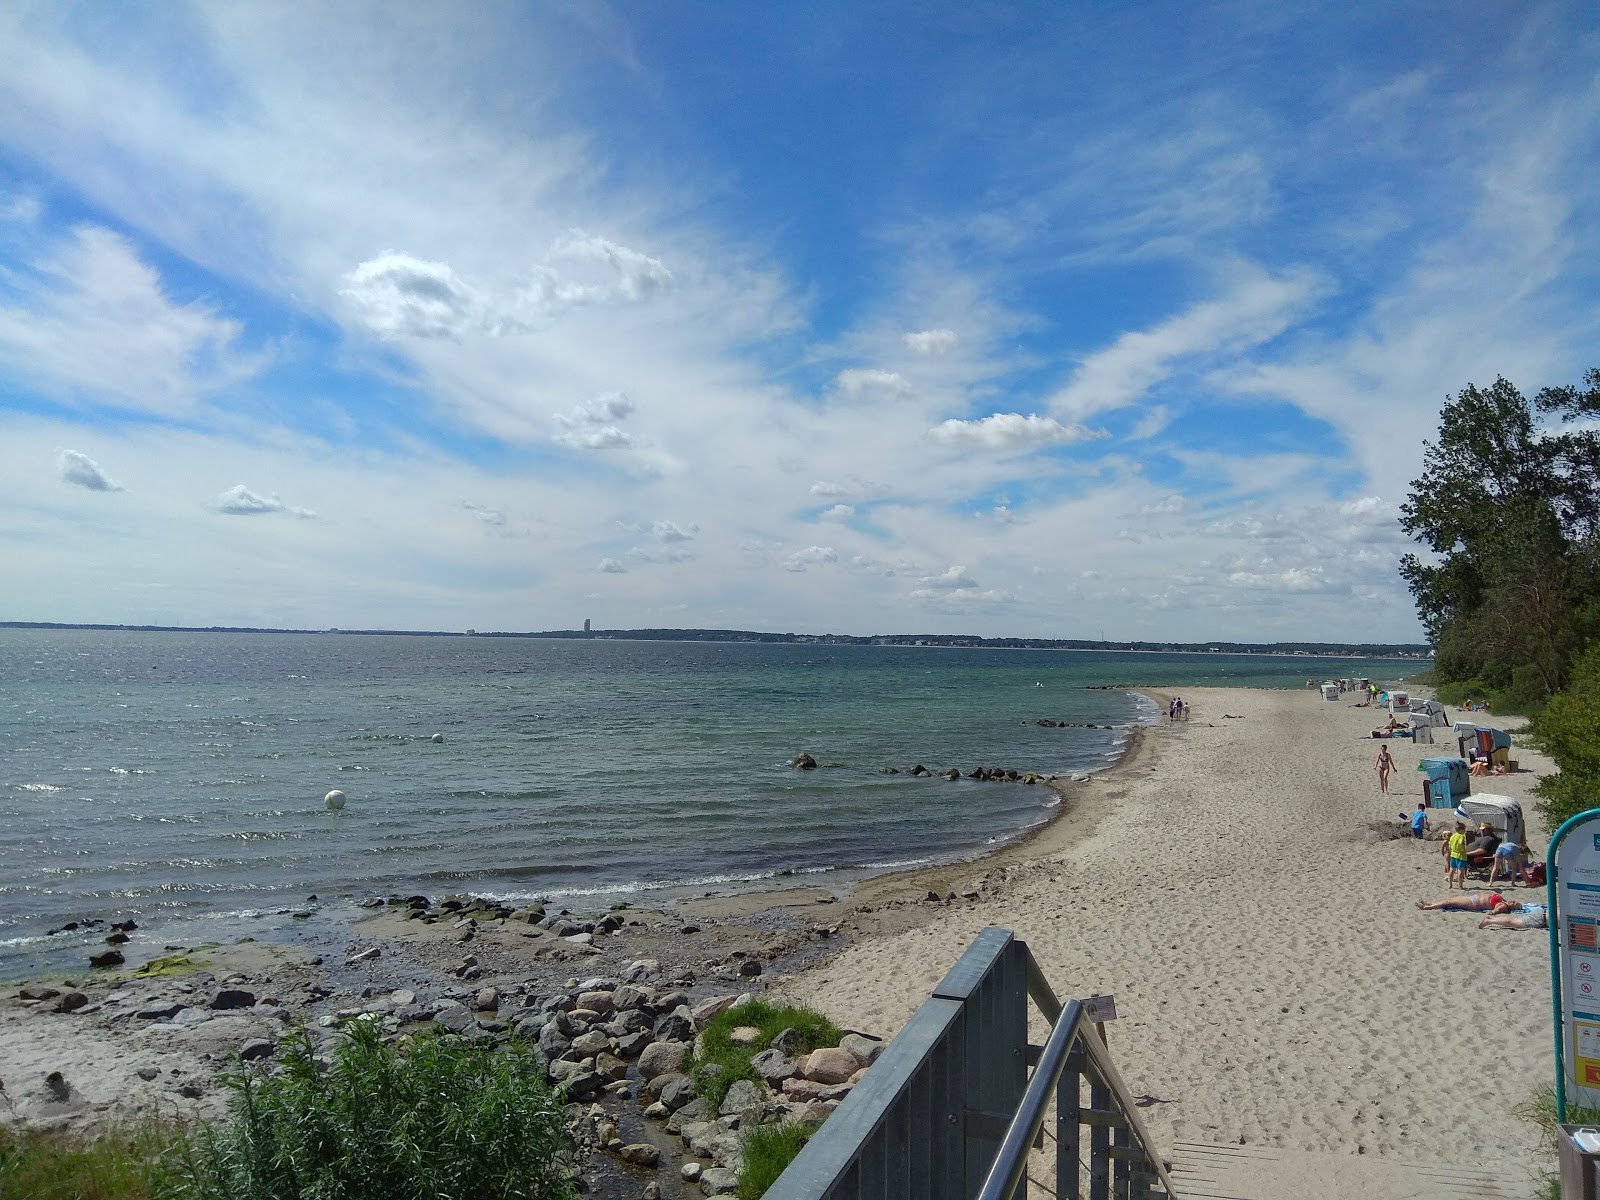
[776,685,1554,1193]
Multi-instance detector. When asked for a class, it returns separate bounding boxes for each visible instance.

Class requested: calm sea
[0,630,1410,976]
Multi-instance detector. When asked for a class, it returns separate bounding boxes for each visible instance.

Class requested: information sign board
[1555,817,1600,1110]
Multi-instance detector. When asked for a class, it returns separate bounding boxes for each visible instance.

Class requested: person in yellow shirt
[1447,821,1468,889]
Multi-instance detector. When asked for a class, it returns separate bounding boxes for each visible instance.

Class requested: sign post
[1549,809,1600,1119]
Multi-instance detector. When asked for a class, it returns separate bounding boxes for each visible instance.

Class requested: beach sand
[0,683,1557,1196]
[773,685,1555,1194]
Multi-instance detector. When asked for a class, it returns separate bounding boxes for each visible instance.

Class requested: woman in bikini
[1375,744,1395,794]
[1416,892,1510,912]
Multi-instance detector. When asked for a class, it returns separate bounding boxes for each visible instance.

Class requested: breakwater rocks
[790,751,1060,784]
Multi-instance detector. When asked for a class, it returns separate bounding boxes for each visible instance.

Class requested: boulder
[839,1033,884,1065]
[718,1077,763,1117]
[800,1047,860,1085]
[576,989,615,1015]
[210,989,256,1011]
[700,1166,739,1195]
[18,985,61,1002]
[618,1143,660,1167]
[637,1040,691,1083]
[135,1001,186,1020]
[434,1006,475,1034]
[659,1075,697,1111]
[691,995,738,1027]
[239,1038,275,1061]
[54,992,89,1013]
[88,949,124,969]
[789,752,817,770]
[908,765,931,777]
[614,1030,653,1058]
[571,1030,611,1057]
[737,959,762,978]
[750,1048,795,1085]
[654,1006,694,1042]
[624,959,660,983]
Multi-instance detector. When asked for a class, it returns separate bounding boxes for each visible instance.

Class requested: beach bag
[1522,862,1546,887]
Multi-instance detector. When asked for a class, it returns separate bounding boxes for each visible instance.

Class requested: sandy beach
[774,685,1555,1194]
[1,682,1558,1196]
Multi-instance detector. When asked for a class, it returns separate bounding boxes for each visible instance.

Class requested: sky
[1,2,1597,643]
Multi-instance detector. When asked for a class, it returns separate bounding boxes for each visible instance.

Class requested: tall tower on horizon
[583,618,591,633]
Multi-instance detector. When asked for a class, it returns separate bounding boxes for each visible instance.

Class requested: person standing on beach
[1447,821,1469,889]
[1376,744,1395,794]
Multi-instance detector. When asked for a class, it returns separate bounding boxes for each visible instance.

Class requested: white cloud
[903,328,957,356]
[928,412,1103,451]
[213,484,316,518]
[463,501,506,527]
[918,565,978,590]
[344,233,672,342]
[835,368,914,400]
[553,390,637,449]
[597,558,627,573]
[548,231,673,301]
[1,193,41,223]
[57,448,123,492]
[0,226,261,415]
[341,251,483,340]
[808,478,884,500]
[652,520,698,543]
[1049,269,1320,420]
[783,545,838,572]
[819,504,854,521]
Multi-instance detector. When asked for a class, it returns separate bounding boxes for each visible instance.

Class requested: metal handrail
[764,926,1176,1199]
[979,972,1177,1199]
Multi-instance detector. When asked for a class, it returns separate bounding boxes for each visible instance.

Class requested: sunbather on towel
[1416,892,1510,912]
[1478,903,1547,930]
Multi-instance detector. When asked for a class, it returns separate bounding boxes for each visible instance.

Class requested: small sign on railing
[1082,993,1118,1023]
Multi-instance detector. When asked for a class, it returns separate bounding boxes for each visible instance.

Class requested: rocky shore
[0,877,1024,1197]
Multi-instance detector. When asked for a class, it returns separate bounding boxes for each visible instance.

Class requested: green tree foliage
[1400,369,1600,701]
[166,1020,574,1200]
[1529,645,1600,828]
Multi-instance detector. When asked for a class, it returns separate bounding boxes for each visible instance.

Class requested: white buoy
[430,733,444,743]
[325,789,346,811]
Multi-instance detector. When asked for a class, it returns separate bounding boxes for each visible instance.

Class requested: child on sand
[1447,821,1468,889]
[1410,802,1427,840]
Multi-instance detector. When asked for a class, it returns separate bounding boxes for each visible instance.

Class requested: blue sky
[1,2,1596,641]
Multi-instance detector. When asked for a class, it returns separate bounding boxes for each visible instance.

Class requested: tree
[1400,369,1600,701]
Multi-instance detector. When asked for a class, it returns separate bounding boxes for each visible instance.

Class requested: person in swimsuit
[1417,892,1508,912]
[1375,745,1395,794]
[1478,903,1546,930]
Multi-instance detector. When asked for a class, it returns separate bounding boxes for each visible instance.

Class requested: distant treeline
[0,620,1428,658]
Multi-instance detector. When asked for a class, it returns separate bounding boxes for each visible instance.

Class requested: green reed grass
[691,1001,841,1109]
[165,1019,573,1200]
[735,1120,817,1199]
[0,1122,175,1200]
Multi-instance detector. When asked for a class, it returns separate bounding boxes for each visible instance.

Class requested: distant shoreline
[0,621,1431,659]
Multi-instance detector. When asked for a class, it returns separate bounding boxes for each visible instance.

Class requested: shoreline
[0,692,1158,984]
[18,680,1542,1200]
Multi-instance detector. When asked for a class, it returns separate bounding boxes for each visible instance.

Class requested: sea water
[0,629,1408,976]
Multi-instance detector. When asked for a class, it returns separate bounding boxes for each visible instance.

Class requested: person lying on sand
[1416,892,1510,912]
[1478,902,1546,930]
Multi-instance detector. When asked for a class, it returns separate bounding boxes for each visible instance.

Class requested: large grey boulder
[637,1040,690,1083]
[718,1078,763,1117]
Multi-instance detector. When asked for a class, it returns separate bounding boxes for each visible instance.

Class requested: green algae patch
[132,946,216,978]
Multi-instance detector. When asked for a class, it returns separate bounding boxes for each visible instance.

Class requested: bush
[691,1001,841,1109]
[735,1121,818,1199]
[166,1019,574,1200]
[0,1123,173,1200]
[1530,646,1600,830]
